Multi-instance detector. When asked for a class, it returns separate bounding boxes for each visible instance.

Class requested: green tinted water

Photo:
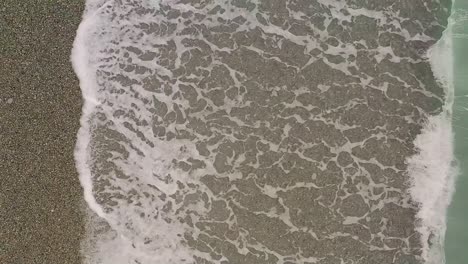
[445,0,468,263]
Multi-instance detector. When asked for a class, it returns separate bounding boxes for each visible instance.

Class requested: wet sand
[0,1,84,263]
[80,1,450,263]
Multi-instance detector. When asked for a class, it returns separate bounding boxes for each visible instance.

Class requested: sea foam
[72,1,196,263]
[406,3,458,263]
[71,0,457,263]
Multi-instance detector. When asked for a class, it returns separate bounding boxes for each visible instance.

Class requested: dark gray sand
[0,1,84,263]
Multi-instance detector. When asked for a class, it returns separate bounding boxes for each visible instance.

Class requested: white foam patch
[406,7,458,264]
[72,1,200,263]
[407,115,457,263]
[71,0,107,219]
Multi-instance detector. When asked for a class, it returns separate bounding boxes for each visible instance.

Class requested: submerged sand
[0,1,84,263]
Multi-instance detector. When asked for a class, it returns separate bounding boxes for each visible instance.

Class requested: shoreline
[0,1,85,263]
[1,1,455,263]
[73,1,451,263]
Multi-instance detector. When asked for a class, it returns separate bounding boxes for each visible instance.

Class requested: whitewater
[71,0,457,263]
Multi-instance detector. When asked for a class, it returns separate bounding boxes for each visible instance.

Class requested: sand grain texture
[0,1,85,264]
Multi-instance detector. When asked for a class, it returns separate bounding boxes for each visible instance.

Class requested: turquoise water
[445,0,468,263]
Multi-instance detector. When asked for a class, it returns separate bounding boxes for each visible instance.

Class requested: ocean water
[71,0,455,263]
[445,0,468,263]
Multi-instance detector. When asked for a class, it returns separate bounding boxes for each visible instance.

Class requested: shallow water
[445,0,468,263]
[71,1,453,263]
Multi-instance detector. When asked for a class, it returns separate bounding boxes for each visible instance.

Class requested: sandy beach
[1,0,453,263]
[0,1,84,263]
